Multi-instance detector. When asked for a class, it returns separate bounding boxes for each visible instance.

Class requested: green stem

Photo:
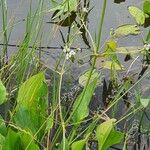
[96,0,107,52]
[66,0,108,124]
[58,59,66,150]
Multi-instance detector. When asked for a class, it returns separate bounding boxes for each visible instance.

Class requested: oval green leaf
[79,69,101,87]
[102,61,124,70]
[140,97,150,108]
[112,24,140,38]
[71,139,86,150]
[128,6,148,25]
[96,119,124,150]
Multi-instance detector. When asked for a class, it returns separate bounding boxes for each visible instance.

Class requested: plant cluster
[0,0,150,150]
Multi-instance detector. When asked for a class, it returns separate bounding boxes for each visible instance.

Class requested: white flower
[63,45,70,53]
[70,50,76,55]
[63,48,67,53]
[65,50,76,60]
[144,43,150,50]
[82,7,88,13]
[68,53,72,58]
[76,48,81,52]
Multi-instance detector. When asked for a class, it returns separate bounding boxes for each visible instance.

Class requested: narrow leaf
[0,80,7,105]
[72,77,98,123]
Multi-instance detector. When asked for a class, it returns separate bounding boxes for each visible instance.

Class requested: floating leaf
[128,6,148,25]
[140,97,150,108]
[79,69,101,87]
[72,77,98,123]
[116,46,143,53]
[116,46,144,58]
[96,119,124,150]
[101,61,124,70]
[0,80,7,105]
[112,24,140,38]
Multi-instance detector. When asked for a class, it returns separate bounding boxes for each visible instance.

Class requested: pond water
[0,0,148,73]
[0,0,148,53]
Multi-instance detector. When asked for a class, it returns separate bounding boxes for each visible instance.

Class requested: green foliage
[146,30,150,42]
[0,133,5,149]
[51,0,78,14]
[72,77,98,123]
[0,116,6,148]
[14,72,48,138]
[71,139,86,150]
[46,115,54,132]
[0,0,149,149]
[0,80,7,105]
[112,24,140,38]
[58,138,69,150]
[96,119,124,150]
[140,97,150,108]
[2,129,39,150]
[102,61,124,70]
[0,116,7,137]
[50,0,77,26]
[128,6,148,25]
[143,1,150,15]
[2,129,21,150]
[18,132,40,150]
[79,69,101,87]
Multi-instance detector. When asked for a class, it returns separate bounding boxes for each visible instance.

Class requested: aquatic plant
[0,0,150,149]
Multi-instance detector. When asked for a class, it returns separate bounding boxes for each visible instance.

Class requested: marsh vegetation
[0,0,150,149]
